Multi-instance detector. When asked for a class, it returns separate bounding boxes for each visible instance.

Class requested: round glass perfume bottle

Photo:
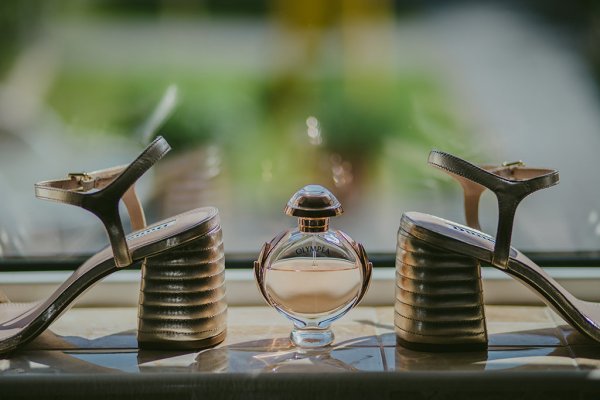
[254,185,372,348]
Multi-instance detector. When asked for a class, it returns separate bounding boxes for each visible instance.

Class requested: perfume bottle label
[278,244,347,260]
[295,245,331,256]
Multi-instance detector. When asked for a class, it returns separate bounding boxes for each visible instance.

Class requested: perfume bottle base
[291,327,334,348]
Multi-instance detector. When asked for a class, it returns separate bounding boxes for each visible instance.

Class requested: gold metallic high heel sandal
[0,136,226,354]
[396,150,600,351]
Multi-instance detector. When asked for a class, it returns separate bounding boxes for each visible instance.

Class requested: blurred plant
[24,0,474,210]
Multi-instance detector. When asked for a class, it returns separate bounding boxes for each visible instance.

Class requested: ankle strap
[428,150,559,268]
[34,136,171,267]
[449,161,549,231]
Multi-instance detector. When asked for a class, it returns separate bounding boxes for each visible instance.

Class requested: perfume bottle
[254,185,372,348]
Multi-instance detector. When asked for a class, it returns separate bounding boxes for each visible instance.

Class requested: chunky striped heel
[395,226,487,351]
[138,217,227,350]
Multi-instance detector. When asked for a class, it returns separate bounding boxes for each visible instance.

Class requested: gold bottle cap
[284,185,343,218]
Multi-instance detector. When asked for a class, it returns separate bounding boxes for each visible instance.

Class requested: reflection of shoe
[394,345,488,371]
[0,137,226,354]
[395,150,598,351]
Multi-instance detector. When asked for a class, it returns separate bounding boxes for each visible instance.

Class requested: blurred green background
[1,0,600,256]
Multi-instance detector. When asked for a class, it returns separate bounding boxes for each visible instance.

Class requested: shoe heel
[395,228,487,352]
[137,226,227,350]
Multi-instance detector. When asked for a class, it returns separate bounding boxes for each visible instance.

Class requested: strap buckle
[68,172,95,191]
[501,160,525,168]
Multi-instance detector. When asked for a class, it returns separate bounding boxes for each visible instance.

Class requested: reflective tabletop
[2,305,600,398]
